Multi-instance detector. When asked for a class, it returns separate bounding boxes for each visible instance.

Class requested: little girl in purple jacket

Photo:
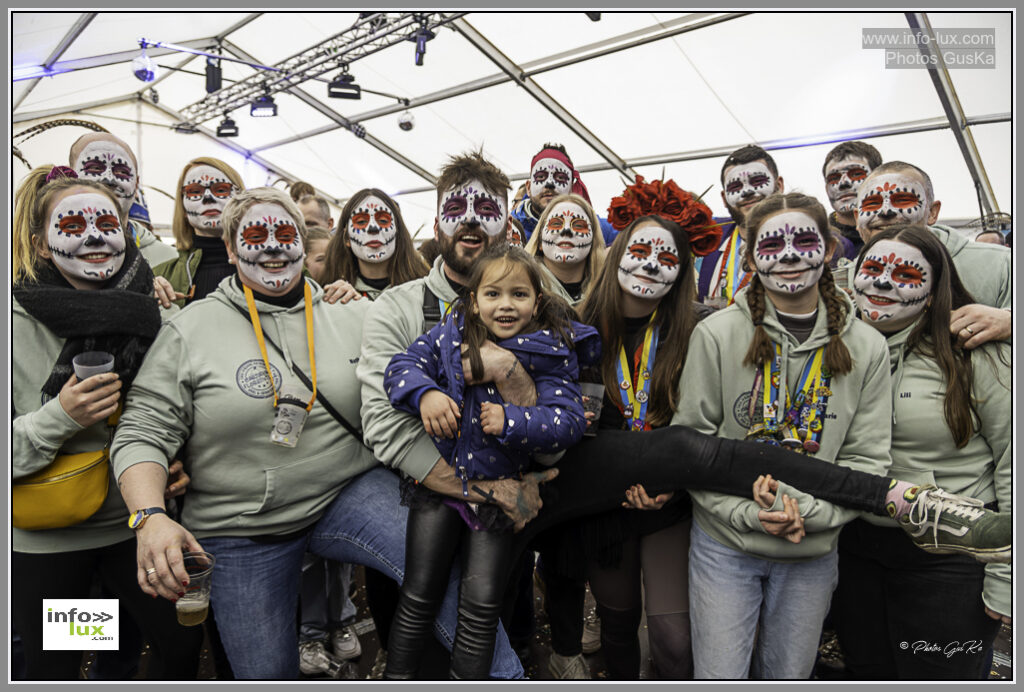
[383,245,599,678]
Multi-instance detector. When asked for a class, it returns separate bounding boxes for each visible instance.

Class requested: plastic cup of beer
[176,551,215,627]
[72,351,114,380]
[580,383,605,437]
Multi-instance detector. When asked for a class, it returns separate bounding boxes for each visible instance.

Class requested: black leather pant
[386,500,515,680]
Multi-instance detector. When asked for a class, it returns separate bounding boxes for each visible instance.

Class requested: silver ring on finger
[965,325,975,335]
[146,567,157,575]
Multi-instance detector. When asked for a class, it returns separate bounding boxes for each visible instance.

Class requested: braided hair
[741,192,852,376]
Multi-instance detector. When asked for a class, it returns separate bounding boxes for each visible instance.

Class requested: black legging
[514,425,888,556]
[12,539,204,680]
[386,501,516,680]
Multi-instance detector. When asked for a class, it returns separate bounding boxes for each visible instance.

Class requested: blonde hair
[13,166,126,284]
[221,187,308,247]
[523,193,607,302]
[172,157,245,250]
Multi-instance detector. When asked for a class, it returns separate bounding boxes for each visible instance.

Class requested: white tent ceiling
[11,10,1013,241]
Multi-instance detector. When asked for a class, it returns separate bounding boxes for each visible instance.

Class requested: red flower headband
[607,175,723,257]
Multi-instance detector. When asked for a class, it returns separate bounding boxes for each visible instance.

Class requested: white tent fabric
[11,10,1013,242]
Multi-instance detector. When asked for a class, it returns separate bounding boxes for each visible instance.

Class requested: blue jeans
[688,521,838,679]
[299,556,357,642]
[201,466,523,679]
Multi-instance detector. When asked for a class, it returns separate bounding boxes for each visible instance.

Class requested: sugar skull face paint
[857,173,928,231]
[617,224,680,301]
[853,239,932,325]
[234,203,304,293]
[507,224,524,247]
[347,195,396,263]
[529,157,573,204]
[753,211,826,295]
[541,201,593,265]
[824,156,871,214]
[73,140,137,212]
[723,162,776,211]
[438,179,508,238]
[47,192,127,284]
[182,164,238,233]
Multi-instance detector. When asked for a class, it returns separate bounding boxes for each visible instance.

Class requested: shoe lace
[908,488,985,543]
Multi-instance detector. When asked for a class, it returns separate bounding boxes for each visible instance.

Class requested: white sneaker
[299,639,346,678]
[548,652,591,679]
[331,624,362,661]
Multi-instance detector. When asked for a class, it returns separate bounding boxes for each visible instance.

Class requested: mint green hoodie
[130,220,178,268]
[864,320,1011,616]
[111,276,378,539]
[673,286,893,562]
[358,257,459,481]
[13,299,131,554]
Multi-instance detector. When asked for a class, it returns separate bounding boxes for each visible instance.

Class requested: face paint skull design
[437,179,508,238]
[753,211,827,295]
[723,162,776,211]
[617,224,680,301]
[507,224,524,247]
[857,173,929,231]
[824,156,871,214]
[234,203,304,293]
[530,157,573,203]
[47,192,127,284]
[541,201,593,265]
[347,195,397,263]
[73,140,137,212]
[182,165,237,233]
[853,239,932,325]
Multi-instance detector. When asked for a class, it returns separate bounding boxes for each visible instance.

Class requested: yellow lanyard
[242,283,318,411]
[722,226,742,302]
[616,310,658,429]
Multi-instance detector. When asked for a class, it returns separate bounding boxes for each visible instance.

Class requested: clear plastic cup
[176,551,215,626]
[72,351,114,380]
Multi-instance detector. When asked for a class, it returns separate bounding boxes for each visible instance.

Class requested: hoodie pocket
[240,443,361,517]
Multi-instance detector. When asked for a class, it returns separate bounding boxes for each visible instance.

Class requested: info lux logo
[42,599,119,650]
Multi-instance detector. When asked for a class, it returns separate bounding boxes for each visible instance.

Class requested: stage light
[585,12,602,21]
[328,70,361,100]
[205,57,222,93]
[398,111,414,131]
[173,123,199,134]
[217,115,239,137]
[250,93,277,117]
[132,48,158,82]
[411,26,435,66]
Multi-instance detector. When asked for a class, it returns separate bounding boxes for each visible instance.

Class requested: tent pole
[905,12,999,215]
[251,13,746,156]
[385,111,1011,197]
[452,16,636,179]
[14,13,97,110]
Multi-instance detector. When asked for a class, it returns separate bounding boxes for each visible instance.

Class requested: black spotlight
[411,26,435,66]
[205,57,222,94]
[173,122,199,134]
[250,93,277,117]
[217,115,239,137]
[585,12,602,21]
[328,69,361,99]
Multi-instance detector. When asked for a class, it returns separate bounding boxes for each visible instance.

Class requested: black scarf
[13,244,162,398]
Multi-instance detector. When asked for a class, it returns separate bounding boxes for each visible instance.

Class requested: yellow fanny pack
[13,405,120,531]
[13,449,111,530]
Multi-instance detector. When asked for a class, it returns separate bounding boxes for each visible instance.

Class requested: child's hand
[480,401,505,436]
[420,390,461,438]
